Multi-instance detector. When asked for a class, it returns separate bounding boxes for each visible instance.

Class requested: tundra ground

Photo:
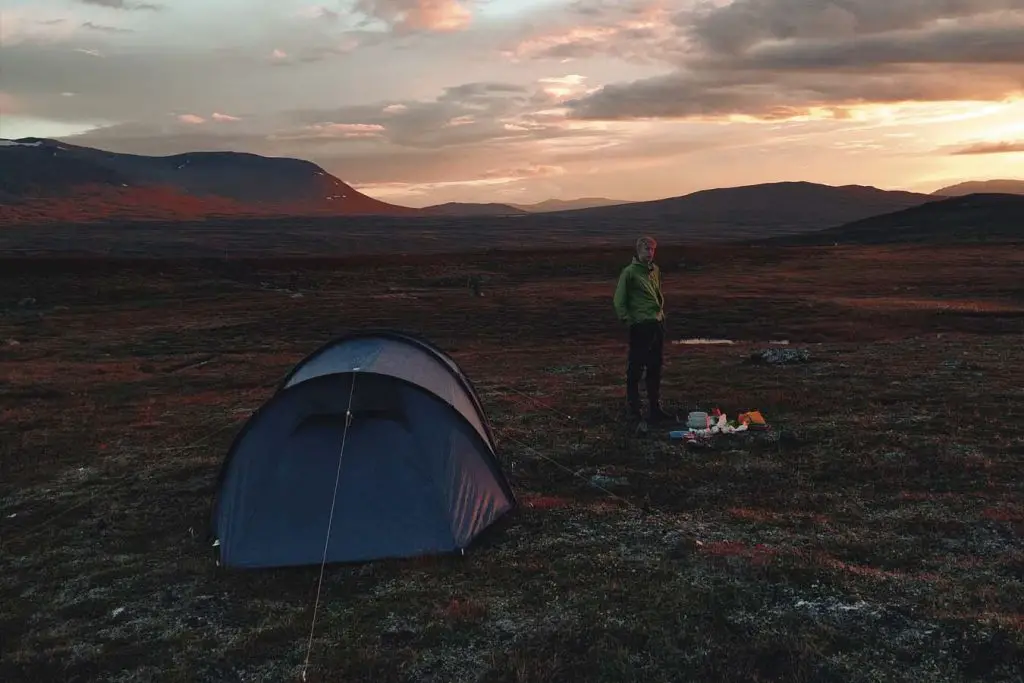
[2,243,1022,682]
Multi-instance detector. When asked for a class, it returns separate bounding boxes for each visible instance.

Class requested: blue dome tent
[210,330,516,569]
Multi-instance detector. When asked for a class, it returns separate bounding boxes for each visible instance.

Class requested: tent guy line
[303,368,359,683]
[498,432,640,511]
[485,376,720,539]
[0,375,607,551]
[1,371,640,554]
[492,383,578,423]
[492,385,700,527]
[1,372,576,550]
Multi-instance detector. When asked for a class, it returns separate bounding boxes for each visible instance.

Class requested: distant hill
[0,139,949,246]
[421,198,631,215]
[0,138,419,224]
[539,181,934,240]
[760,193,1024,245]
[512,197,632,212]
[932,179,1024,196]
[4,185,1000,258]
[421,202,529,216]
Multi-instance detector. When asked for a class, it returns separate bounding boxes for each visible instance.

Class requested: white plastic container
[686,411,710,430]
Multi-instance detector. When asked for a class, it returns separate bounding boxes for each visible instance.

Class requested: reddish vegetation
[728,507,830,525]
[982,506,1022,522]
[0,184,419,225]
[815,554,944,584]
[0,184,248,224]
[701,541,783,566]
[439,598,489,623]
[1,243,1022,681]
[522,495,572,510]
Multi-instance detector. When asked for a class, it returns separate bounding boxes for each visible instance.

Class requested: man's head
[635,235,657,264]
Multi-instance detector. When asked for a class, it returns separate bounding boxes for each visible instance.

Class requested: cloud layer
[951,140,1024,155]
[565,0,1024,120]
[2,0,1022,205]
[356,0,473,32]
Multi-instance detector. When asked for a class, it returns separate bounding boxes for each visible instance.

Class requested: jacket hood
[631,256,654,269]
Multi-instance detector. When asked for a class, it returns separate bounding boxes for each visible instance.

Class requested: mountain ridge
[0,137,419,221]
[0,138,986,236]
[527,180,935,237]
[932,179,1024,196]
[512,197,633,212]
[757,193,1024,245]
[420,202,529,216]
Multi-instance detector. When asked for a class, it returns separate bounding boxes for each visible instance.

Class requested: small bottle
[669,430,687,440]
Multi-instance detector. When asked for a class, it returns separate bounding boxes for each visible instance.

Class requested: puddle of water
[673,338,735,345]
[671,339,792,346]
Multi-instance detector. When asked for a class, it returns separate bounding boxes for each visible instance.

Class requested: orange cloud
[480,164,565,180]
[318,123,386,137]
[355,163,567,199]
[270,122,387,141]
[355,0,472,32]
[507,2,678,63]
[951,140,1024,155]
[445,115,475,127]
[174,113,241,125]
[537,75,592,102]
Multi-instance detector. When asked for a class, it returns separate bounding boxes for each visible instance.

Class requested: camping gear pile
[670,408,771,447]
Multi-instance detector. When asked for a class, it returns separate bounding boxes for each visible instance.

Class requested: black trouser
[626,320,664,414]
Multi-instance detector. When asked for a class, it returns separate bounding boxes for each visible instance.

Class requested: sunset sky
[2,0,1023,207]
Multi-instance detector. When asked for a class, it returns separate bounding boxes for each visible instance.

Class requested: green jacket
[613,257,665,325]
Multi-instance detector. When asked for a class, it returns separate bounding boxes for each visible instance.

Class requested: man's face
[637,241,655,263]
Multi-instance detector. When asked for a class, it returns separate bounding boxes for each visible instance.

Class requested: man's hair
[636,235,657,250]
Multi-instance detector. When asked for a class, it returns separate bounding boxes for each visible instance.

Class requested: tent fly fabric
[210,330,516,569]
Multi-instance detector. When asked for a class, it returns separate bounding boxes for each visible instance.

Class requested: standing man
[613,235,674,425]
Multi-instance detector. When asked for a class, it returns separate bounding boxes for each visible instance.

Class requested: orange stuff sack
[739,410,767,426]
